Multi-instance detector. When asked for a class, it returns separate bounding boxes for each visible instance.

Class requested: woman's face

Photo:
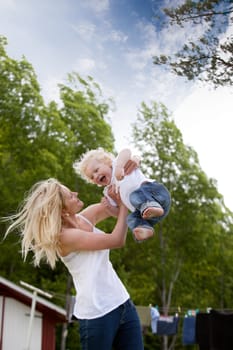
[61,186,84,215]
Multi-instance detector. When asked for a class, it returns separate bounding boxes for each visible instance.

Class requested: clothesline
[147,305,233,314]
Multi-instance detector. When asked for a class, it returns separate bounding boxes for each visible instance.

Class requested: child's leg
[127,212,154,242]
[133,226,154,241]
[130,182,171,221]
[142,202,164,219]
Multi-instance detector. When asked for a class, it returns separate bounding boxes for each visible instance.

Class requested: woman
[5,178,144,350]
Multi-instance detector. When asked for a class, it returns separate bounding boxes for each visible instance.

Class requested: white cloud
[73,58,96,75]
[0,0,16,10]
[40,78,59,105]
[174,86,233,210]
[136,21,158,43]
[71,22,96,41]
[124,48,149,71]
[80,0,109,14]
[108,30,128,43]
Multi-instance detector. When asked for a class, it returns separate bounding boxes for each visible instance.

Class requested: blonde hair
[4,178,64,269]
[73,147,114,183]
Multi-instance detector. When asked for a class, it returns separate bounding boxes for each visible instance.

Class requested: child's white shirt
[103,159,152,212]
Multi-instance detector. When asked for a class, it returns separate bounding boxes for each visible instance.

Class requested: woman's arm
[124,155,140,174]
[81,187,121,225]
[60,204,128,255]
[100,196,119,218]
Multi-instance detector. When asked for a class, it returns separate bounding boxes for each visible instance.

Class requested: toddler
[74,148,171,242]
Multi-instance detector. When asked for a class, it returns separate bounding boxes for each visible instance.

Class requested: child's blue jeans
[78,299,144,350]
[127,181,171,233]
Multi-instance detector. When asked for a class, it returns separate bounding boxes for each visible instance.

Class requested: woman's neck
[62,214,93,231]
[62,214,79,229]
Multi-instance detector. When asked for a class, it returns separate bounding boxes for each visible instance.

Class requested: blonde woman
[5,178,144,350]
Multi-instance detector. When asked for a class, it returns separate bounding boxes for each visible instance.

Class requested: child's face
[85,159,112,186]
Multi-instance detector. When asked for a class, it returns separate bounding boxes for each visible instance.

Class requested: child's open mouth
[99,175,106,183]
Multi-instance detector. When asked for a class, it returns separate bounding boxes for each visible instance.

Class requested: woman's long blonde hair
[5,178,64,269]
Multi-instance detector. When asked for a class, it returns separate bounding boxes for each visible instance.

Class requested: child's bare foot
[142,206,164,219]
[133,227,154,242]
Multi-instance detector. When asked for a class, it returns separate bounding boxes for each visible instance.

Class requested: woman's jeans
[78,299,144,350]
[127,181,171,233]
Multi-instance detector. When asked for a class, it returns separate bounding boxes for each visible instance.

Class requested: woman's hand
[101,196,119,217]
[107,184,121,206]
[124,155,140,175]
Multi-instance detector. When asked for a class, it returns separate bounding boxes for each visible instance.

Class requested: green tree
[123,101,233,349]
[0,36,45,211]
[153,0,233,87]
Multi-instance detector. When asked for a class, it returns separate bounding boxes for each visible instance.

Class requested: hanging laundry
[195,312,211,350]
[150,306,160,333]
[182,315,196,345]
[196,309,233,350]
[209,309,233,350]
[156,315,179,336]
[136,306,151,327]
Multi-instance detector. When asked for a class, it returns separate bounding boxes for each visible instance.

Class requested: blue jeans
[127,181,171,233]
[78,299,144,350]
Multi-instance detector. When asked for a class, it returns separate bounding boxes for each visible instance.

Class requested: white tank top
[61,215,129,319]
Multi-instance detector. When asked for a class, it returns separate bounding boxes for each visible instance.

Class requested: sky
[0,0,232,210]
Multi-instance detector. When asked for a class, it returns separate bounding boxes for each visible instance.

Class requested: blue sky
[0,0,232,210]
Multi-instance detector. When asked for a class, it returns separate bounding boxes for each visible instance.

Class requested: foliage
[128,100,233,349]
[153,0,233,87]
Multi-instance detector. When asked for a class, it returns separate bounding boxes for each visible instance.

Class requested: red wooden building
[0,276,67,350]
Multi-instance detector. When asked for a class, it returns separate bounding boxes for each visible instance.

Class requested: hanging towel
[156,316,179,336]
[182,316,196,345]
[150,306,160,333]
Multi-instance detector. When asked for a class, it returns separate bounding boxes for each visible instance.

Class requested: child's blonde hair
[4,178,64,269]
[74,148,114,183]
